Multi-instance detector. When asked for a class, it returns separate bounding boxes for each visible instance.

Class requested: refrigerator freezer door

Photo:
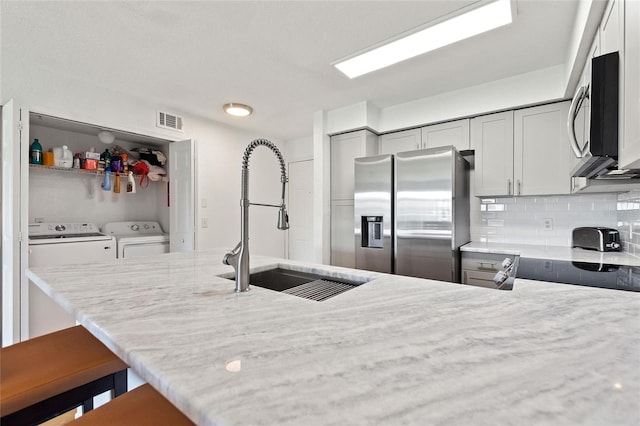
[354,154,393,273]
[396,147,460,282]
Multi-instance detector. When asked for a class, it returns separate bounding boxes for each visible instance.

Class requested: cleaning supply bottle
[101,149,111,172]
[126,171,136,193]
[114,171,121,193]
[30,139,43,165]
[101,170,111,191]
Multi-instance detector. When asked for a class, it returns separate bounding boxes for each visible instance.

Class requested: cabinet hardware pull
[507,179,512,195]
[517,179,521,196]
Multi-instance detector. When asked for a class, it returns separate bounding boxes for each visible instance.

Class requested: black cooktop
[517,257,640,292]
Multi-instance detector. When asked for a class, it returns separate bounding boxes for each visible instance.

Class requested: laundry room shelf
[29,164,139,178]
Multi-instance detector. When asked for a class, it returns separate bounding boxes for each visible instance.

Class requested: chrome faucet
[223,139,289,292]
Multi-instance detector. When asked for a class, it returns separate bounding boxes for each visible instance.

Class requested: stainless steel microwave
[567,51,619,178]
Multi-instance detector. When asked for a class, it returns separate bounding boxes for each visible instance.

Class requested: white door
[169,139,195,252]
[2,99,28,345]
[287,160,314,262]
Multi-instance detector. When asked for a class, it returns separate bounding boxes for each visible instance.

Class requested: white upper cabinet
[474,102,572,197]
[620,0,640,169]
[378,128,421,155]
[514,102,572,196]
[422,119,470,151]
[379,120,470,156]
[472,111,514,197]
[330,130,378,200]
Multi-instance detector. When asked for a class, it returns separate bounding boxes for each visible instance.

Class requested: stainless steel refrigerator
[354,146,470,282]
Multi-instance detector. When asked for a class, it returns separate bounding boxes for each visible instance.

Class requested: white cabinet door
[514,102,572,196]
[2,99,26,345]
[330,130,377,200]
[378,128,421,155]
[169,139,195,252]
[422,119,470,151]
[600,0,622,55]
[330,200,355,268]
[620,0,640,169]
[472,111,514,197]
[330,130,376,266]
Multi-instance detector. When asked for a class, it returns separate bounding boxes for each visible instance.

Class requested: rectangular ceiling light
[334,0,513,79]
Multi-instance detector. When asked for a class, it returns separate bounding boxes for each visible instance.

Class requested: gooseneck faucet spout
[223,139,289,292]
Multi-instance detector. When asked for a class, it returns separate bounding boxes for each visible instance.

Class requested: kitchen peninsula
[27,249,640,426]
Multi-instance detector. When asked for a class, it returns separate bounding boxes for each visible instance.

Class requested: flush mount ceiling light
[97,130,115,144]
[333,0,513,79]
[223,103,253,117]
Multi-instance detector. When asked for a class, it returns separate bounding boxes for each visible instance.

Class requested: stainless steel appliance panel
[354,154,393,273]
[395,147,468,282]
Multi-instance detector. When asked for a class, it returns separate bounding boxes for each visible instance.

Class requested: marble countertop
[462,241,640,266]
[27,249,640,426]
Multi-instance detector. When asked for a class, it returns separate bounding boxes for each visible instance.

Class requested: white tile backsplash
[470,192,628,249]
[617,190,640,258]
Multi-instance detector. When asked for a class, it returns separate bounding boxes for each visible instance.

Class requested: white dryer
[103,221,170,258]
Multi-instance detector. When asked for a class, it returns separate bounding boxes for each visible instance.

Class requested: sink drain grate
[282,279,356,301]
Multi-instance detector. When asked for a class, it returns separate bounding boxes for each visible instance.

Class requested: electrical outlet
[34,217,44,223]
[543,218,553,231]
[201,198,207,208]
[201,217,208,228]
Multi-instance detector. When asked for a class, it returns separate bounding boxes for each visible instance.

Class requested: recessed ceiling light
[334,0,513,79]
[223,103,253,117]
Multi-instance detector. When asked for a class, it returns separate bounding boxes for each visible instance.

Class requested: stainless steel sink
[223,267,369,301]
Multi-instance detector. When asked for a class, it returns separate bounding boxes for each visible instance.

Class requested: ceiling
[2,1,579,141]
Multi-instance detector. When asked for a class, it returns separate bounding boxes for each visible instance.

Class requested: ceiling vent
[157,111,184,132]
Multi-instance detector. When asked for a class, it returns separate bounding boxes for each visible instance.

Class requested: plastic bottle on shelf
[122,153,129,173]
[101,169,111,191]
[114,171,121,193]
[30,139,43,165]
[127,171,136,193]
[101,149,111,171]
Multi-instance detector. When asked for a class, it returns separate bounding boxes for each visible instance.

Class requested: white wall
[323,65,567,136]
[196,125,286,255]
[284,135,313,162]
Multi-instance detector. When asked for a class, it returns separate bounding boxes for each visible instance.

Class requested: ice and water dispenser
[361,216,384,248]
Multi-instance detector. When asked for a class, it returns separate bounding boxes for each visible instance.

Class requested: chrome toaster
[572,227,621,252]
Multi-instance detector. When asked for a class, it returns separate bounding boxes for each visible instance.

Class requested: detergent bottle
[101,170,111,191]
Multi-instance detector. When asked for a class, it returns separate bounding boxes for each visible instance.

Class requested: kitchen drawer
[461,252,514,271]
[461,251,519,290]
[462,270,500,288]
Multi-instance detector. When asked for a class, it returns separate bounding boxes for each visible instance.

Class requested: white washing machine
[28,223,116,338]
[103,221,170,258]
